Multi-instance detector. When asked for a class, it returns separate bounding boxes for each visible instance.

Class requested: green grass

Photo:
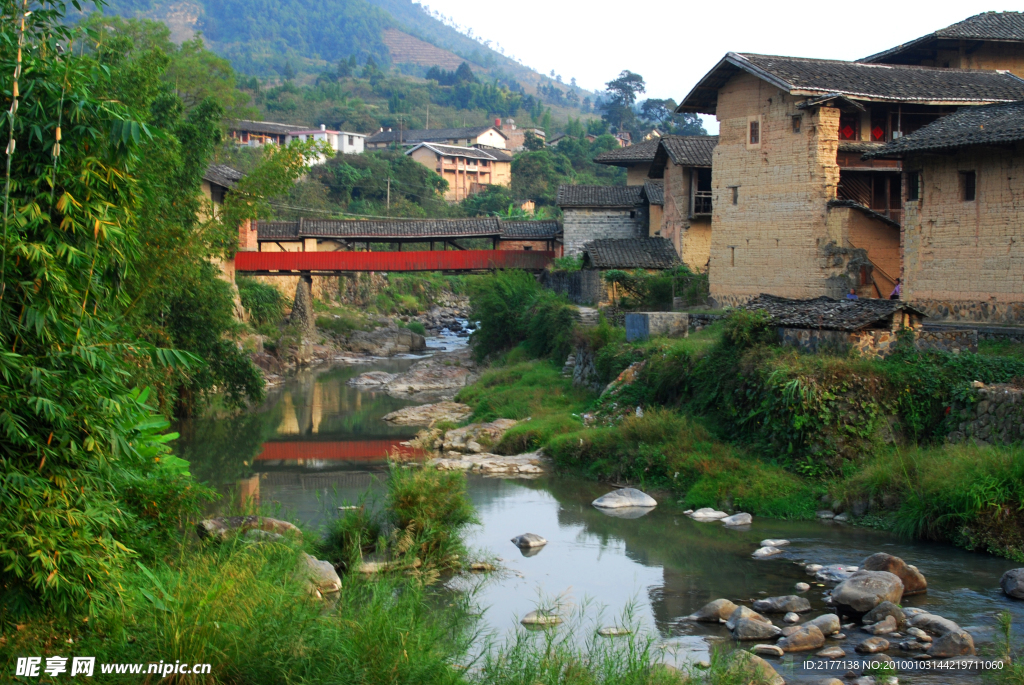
[979,338,1024,361]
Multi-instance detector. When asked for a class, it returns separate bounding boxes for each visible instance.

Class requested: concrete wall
[541,269,602,305]
[903,144,1024,323]
[710,72,844,306]
[562,207,644,256]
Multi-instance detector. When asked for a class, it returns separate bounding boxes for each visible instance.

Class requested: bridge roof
[258,218,562,241]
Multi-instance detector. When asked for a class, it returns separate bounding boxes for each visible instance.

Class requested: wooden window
[960,171,976,202]
[749,120,760,145]
[348,135,354,145]
[731,186,739,205]
[791,116,802,134]
[871,110,888,141]
[906,172,920,201]
[839,112,859,141]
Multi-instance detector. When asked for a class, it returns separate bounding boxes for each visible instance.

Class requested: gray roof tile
[861,12,1024,64]
[556,185,643,208]
[745,294,926,332]
[203,164,244,189]
[642,180,664,206]
[499,221,561,239]
[864,100,1024,157]
[227,119,310,135]
[594,139,662,165]
[582,238,680,270]
[366,125,505,145]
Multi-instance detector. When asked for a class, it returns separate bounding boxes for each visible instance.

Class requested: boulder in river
[776,624,825,652]
[753,595,811,614]
[805,613,841,636]
[815,564,858,583]
[855,637,890,654]
[521,610,562,627]
[723,650,785,685]
[752,546,784,559]
[733,618,783,641]
[928,629,975,657]
[726,606,771,631]
[347,326,426,356]
[381,401,472,426]
[861,552,928,596]
[382,352,478,401]
[1001,568,1024,599]
[511,533,547,549]
[862,601,906,629]
[906,627,932,642]
[784,612,800,623]
[795,582,811,592]
[348,370,397,386]
[597,626,631,637]
[817,646,846,659]
[687,598,738,622]
[721,512,752,526]
[908,612,960,636]
[832,571,904,615]
[865,615,898,635]
[761,539,790,547]
[591,488,657,509]
[689,507,728,520]
[752,644,784,657]
[197,516,302,542]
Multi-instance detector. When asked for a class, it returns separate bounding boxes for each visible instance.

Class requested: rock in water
[861,552,928,596]
[761,539,790,547]
[197,516,302,542]
[928,629,975,657]
[752,644,784,657]
[832,571,904,614]
[865,615,898,635]
[1001,568,1024,599]
[907,627,932,642]
[817,646,846,659]
[380,401,472,426]
[726,606,772,631]
[753,546,784,559]
[597,626,631,636]
[689,507,728,520]
[591,488,657,509]
[806,613,841,636]
[723,651,785,685]
[855,637,890,654]
[907,612,960,636]
[511,533,548,548]
[733,618,783,641]
[795,582,811,592]
[815,564,859,583]
[687,598,739,622]
[862,601,906,629]
[521,610,561,626]
[753,595,812,614]
[776,624,825,652]
[783,612,800,623]
[721,512,753,526]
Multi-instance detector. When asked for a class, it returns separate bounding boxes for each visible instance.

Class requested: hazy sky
[417,1,1008,133]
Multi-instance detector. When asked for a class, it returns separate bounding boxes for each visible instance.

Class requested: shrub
[549,254,583,272]
[237,277,285,327]
[406,321,427,336]
[722,308,775,348]
[386,467,477,568]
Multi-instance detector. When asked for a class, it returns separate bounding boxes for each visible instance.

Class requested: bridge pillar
[290,272,316,338]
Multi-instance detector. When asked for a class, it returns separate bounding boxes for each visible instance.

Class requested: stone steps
[575,306,600,328]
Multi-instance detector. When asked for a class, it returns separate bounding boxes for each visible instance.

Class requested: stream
[176,339,1024,683]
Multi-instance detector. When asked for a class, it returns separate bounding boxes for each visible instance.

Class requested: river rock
[862,553,928,596]
[907,627,932,642]
[347,326,426,356]
[689,507,728,520]
[381,401,472,426]
[761,539,790,547]
[733,618,783,641]
[723,651,785,685]
[521,610,561,626]
[781,625,800,636]
[806,613,842,636]
[197,516,302,542]
[897,640,927,652]
[721,512,753,526]
[817,510,835,519]
[687,598,739,622]
[244,529,284,543]
[442,419,518,453]
[429,451,546,477]
[753,546,784,559]
[784,612,800,623]
[928,629,975,657]
[597,626,631,636]
[863,602,906,629]
[348,370,397,386]
[832,571,904,614]
[592,488,657,509]
[297,552,342,596]
[777,624,825,652]
[726,606,771,631]
[908,612,960,636]
[382,353,477,400]
[754,595,812,614]
[1001,568,1024,599]
[817,646,846,659]
[815,564,859,583]
[511,533,547,548]
[795,582,811,592]
[752,644,785,657]
[855,637,890,654]
[865,615,898,635]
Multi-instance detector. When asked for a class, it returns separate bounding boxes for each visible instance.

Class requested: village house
[497,221,563,255]
[647,136,718,272]
[201,164,244,218]
[405,143,512,202]
[581,237,681,306]
[497,118,545,151]
[858,12,1024,77]
[594,138,662,185]
[364,125,507,150]
[286,125,365,159]
[676,51,1024,306]
[227,120,309,146]
[557,185,650,256]
[864,99,1024,324]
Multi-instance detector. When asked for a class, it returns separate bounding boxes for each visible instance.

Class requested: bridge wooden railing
[234,249,554,273]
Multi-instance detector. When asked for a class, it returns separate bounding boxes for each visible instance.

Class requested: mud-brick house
[647,136,718,272]
[594,138,663,185]
[558,185,649,256]
[864,100,1024,324]
[581,237,681,306]
[498,221,563,255]
[859,12,1024,77]
[676,52,1024,306]
[405,143,512,201]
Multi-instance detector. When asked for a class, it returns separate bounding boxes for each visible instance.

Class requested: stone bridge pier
[290,272,316,338]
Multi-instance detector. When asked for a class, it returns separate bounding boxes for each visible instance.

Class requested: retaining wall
[948,383,1024,446]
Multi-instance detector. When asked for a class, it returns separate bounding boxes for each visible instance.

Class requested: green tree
[601,69,645,132]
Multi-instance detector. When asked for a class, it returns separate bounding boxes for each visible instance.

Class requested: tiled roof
[861,13,1024,64]
[864,100,1024,158]
[227,119,309,136]
[678,52,1024,114]
[406,143,502,161]
[499,221,561,239]
[474,145,513,162]
[642,180,664,206]
[203,164,244,189]
[745,294,926,332]
[581,238,680,270]
[556,184,643,208]
[257,218,503,240]
[366,125,505,145]
[661,135,718,166]
[594,139,662,166]
[827,199,900,229]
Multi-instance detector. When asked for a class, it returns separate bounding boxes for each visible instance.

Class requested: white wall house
[285,125,366,163]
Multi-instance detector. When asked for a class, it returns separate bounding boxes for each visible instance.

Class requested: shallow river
[177,347,1024,683]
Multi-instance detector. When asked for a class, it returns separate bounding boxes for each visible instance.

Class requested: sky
[416,1,1011,133]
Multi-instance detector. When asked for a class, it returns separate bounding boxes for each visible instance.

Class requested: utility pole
[386,177,391,215]
[426,104,429,129]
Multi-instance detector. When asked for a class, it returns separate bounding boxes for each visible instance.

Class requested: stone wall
[709,72,844,304]
[562,207,644,256]
[948,383,1024,446]
[568,344,603,393]
[902,144,1024,324]
[915,328,978,354]
[688,313,723,331]
[625,312,689,341]
[541,269,602,305]
[777,327,901,359]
